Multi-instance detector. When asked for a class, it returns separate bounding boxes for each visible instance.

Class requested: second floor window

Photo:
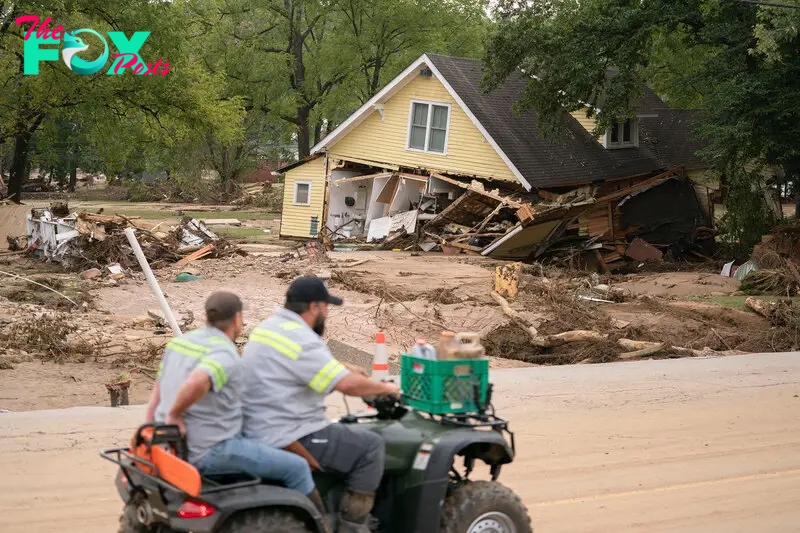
[407,101,450,154]
[606,118,637,148]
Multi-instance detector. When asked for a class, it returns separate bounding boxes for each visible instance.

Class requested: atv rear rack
[100,447,262,495]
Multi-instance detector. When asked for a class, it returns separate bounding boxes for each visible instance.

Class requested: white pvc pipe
[124,227,182,336]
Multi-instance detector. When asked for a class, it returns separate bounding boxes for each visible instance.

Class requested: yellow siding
[329,75,517,182]
[569,109,600,139]
[280,157,326,238]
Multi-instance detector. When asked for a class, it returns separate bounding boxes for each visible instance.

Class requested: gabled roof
[313,54,707,190]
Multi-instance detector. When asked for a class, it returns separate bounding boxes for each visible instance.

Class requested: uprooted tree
[483,0,800,251]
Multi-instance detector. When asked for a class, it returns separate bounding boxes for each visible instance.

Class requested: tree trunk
[290,1,312,158]
[297,105,311,158]
[313,122,322,147]
[68,164,77,192]
[8,132,31,203]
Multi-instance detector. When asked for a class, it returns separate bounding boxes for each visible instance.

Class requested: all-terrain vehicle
[102,387,531,533]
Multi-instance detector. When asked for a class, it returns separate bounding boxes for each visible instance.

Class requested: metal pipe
[124,227,182,336]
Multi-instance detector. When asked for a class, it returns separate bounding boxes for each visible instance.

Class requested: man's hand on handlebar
[381,381,401,397]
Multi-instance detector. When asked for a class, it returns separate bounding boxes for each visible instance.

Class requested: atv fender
[115,469,327,533]
[405,429,513,533]
[197,485,327,533]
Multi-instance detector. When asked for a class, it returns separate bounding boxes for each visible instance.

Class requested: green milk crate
[400,354,489,415]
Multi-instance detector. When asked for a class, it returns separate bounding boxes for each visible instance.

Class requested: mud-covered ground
[0,233,793,412]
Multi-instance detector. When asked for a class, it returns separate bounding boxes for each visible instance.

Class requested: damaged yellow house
[279,53,708,247]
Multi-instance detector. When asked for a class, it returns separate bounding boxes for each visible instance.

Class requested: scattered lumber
[176,244,215,266]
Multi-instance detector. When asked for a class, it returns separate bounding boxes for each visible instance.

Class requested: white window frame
[603,118,639,149]
[406,99,451,155]
[293,180,312,206]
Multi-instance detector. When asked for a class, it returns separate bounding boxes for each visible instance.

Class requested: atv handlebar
[363,392,408,420]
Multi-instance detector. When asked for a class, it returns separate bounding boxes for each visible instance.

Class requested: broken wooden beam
[176,243,215,266]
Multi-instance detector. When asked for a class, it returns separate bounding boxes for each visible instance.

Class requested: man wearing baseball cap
[241,276,399,533]
[145,291,324,514]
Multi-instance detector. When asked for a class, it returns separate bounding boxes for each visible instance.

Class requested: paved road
[1,352,798,532]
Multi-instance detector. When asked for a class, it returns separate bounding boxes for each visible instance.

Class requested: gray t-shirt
[155,327,242,463]
[241,308,350,448]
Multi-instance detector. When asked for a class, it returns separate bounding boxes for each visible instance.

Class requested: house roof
[639,109,707,170]
[277,154,323,174]
[427,55,706,188]
[312,53,707,190]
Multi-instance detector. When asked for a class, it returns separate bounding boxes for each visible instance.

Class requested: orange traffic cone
[372,331,390,380]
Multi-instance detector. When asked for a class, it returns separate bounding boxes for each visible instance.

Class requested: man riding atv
[147,291,325,515]
[241,276,400,533]
[103,283,532,533]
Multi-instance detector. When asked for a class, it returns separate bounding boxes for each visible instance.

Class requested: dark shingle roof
[639,109,707,170]
[426,54,706,189]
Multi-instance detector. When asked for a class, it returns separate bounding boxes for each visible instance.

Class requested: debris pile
[483,263,756,364]
[722,224,800,296]
[325,168,714,271]
[22,205,245,271]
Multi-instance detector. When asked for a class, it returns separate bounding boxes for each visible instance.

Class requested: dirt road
[1,352,798,533]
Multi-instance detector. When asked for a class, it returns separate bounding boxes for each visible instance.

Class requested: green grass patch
[212,227,271,238]
[686,295,800,312]
[106,208,278,221]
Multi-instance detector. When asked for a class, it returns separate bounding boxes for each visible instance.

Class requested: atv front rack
[417,411,516,454]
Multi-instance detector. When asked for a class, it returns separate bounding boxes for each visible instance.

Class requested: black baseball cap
[286,276,343,306]
[205,291,244,322]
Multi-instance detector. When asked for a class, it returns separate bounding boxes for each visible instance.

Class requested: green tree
[191,0,489,160]
[0,0,244,202]
[483,0,800,239]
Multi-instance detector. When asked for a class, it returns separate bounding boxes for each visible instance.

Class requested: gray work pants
[298,423,385,493]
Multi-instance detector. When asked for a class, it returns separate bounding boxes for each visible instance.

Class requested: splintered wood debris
[333,167,716,271]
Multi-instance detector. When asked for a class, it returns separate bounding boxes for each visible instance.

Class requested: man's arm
[166,370,212,434]
[335,373,399,398]
[144,381,160,423]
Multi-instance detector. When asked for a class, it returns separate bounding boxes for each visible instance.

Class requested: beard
[312,315,326,337]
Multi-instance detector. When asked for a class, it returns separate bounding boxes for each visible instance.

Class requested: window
[407,101,450,154]
[293,181,311,205]
[605,118,637,148]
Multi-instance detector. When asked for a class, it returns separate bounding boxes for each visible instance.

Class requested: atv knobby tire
[220,509,313,533]
[117,501,153,533]
[440,480,532,533]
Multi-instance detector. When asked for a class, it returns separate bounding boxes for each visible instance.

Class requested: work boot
[307,488,327,515]
[336,490,375,533]
[307,489,331,532]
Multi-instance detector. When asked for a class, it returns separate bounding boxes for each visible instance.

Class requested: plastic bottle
[411,339,437,360]
[453,332,485,359]
[436,331,458,360]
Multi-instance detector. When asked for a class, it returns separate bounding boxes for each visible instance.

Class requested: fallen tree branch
[711,328,732,351]
[335,258,370,268]
[619,342,667,360]
[616,338,731,358]
[533,330,608,348]
[490,291,539,339]
[384,290,448,330]
[0,270,79,307]
[745,296,771,318]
